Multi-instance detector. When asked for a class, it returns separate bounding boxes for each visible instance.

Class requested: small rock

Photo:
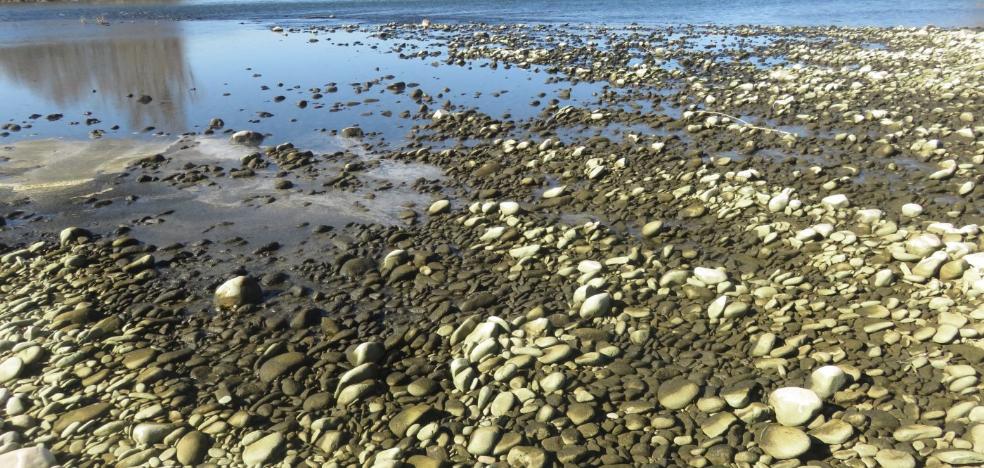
[340,127,364,138]
[693,267,727,285]
[467,425,501,456]
[579,293,611,319]
[0,446,57,468]
[242,433,284,467]
[258,352,306,383]
[809,419,854,445]
[0,357,23,383]
[875,449,916,468]
[770,387,822,426]
[759,424,810,460]
[809,366,848,399]
[641,220,663,237]
[428,199,450,215]
[658,378,700,410]
[230,130,264,146]
[214,276,263,308]
[176,431,210,465]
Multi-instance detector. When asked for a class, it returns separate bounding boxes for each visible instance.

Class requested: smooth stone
[390,404,432,438]
[242,433,284,467]
[579,293,611,319]
[693,267,727,285]
[539,372,566,394]
[901,203,923,217]
[810,419,854,445]
[59,227,92,245]
[0,446,57,468]
[809,366,848,399]
[258,352,306,383]
[428,200,450,215]
[759,424,810,460]
[935,450,984,465]
[54,402,111,433]
[506,446,548,468]
[490,393,516,417]
[407,378,438,397]
[770,387,822,426]
[176,431,210,465]
[821,194,849,209]
[317,431,345,452]
[230,130,264,146]
[214,276,263,308]
[499,201,521,216]
[893,424,942,442]
[467,425,501,456]
[875,449,916,468]
[347,341,385,366]
[701,412,738,438]
[132,423,172,445]
[0,357,23,383]
[542,186,566,198]
[642,220,664,237]
[566,403,595,425]
[658,378,700,410]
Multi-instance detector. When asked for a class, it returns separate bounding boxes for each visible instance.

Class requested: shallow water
[0,20,606,145]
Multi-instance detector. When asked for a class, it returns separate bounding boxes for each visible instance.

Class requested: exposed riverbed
[0,8,982,468]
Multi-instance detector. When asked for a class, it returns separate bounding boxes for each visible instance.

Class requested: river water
[1,0,981,26]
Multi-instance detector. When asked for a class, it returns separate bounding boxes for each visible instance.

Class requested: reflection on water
[0,22,192,131]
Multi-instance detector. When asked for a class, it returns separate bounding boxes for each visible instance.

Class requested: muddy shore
[0,21,983,468]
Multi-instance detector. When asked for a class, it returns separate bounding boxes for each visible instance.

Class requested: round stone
[242,433,284,466]
[875,449,916,468]
[176,431,210,465]
[658,378,700,410]
[467,425,501,456]
[770,387,822,426]
[214,276,262,308]
[579,293,611,319]
[809,419,854,445]
[809,366,848,399]
[759,424,810,460]
[0,357,24,383]
[693,267,727,285]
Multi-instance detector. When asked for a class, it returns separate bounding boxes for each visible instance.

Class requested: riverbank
[0,21,982,468]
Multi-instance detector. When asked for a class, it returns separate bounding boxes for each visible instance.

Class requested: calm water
[0,0,981,26]
[0,20,609,147]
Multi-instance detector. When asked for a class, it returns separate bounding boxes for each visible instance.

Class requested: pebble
[809,365,848,399]
[875,449,916,468]
[467,425,501,456]
[758,424,811,460]
[0,446,56,467]
[176,431,210,465]
[242,433,284,466]
[579,292,611,319]
[658,378,700,410]
[769,387,822,426]
[214,276,263,308]
[693,267,727,285]
[0,357,23,383]
[258,352,306,383]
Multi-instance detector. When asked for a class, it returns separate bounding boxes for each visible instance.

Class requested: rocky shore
[0,22,982,468]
